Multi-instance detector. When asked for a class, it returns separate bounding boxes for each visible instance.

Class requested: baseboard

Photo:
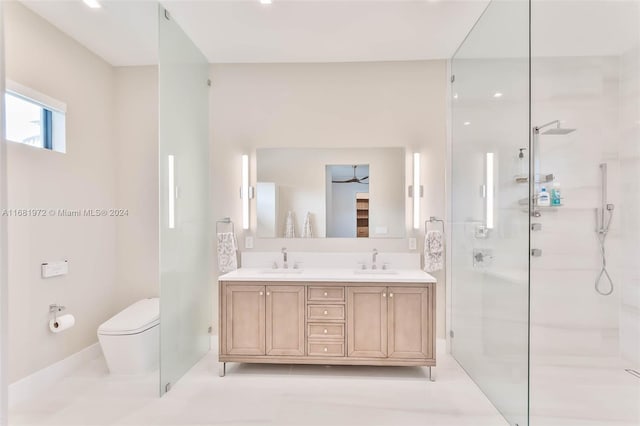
[9,343,102,407]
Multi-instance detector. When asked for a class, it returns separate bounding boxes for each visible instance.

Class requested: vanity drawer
[308,340,345,357]
[307,305,345,321]
[307,286,345,302]
[307,323,345,340]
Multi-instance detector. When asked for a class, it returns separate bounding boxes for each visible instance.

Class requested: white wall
[113,66,159,311]
[530,55,635,360]
[5,2,117,383]
[210,61,448,336]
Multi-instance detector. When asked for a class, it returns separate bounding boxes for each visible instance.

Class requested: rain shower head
[535,120,576,135]
[541,127,576,135]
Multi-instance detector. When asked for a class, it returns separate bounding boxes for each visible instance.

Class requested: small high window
[4,82,66,153]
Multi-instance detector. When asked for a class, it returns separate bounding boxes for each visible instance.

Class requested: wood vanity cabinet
[347,286,433,360]
[223,284,305,356]
[265,285,305,356]
[219,281,435,371]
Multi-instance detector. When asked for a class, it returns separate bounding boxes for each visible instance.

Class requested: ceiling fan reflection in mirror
[332,165,369,184]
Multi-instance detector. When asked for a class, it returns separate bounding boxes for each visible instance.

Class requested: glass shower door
[158,5,211,395]
[450,1,530,424]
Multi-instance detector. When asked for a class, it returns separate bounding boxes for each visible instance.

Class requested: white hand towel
[284,211,296,238]
[302,212,313,238]
[424,230,444,272]
[217,232,238,273]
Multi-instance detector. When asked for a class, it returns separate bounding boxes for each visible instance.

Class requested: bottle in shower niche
[551,182,562,206]
[538,186,551,206]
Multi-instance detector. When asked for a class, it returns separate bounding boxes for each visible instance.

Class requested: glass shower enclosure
[158,5,212,396]
[450,1,640,425]
[450,1,531,425]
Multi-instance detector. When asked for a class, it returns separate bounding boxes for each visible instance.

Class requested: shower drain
[625,369,640,379]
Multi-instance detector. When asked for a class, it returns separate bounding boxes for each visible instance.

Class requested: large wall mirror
[256,147,406,239]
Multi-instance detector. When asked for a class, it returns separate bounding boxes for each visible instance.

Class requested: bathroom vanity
[218,267,436,379]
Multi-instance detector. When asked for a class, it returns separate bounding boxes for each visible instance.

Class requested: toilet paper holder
[49,304,66,321]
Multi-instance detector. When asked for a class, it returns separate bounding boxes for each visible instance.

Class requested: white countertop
[218,268,436,284]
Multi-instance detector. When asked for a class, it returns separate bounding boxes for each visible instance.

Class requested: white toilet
[97,298,159,374]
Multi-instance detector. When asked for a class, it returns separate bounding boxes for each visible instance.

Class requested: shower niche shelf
[514,173,555,184]
[518,197,563,206]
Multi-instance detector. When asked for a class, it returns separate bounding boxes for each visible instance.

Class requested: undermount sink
[353,269,397,275]
[260,269,304,274]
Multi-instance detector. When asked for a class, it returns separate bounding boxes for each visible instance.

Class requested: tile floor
[530,355,640,426]
[9,340,509,426]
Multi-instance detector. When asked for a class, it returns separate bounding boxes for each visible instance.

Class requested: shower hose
[595,209,614,296]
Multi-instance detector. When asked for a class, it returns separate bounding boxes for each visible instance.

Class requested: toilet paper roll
[49,314,75,333]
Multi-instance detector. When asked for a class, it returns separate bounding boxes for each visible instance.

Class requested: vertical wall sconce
[168,155,175,229]
[241,154,254,230]
[486,152,494,229]
[412,152,422,230]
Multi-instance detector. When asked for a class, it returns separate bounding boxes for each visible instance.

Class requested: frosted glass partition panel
[451,1,530,424]
[158,5,211,396]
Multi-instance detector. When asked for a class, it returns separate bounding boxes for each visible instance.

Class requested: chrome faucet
[282,247,288,269]
[372,248,378,270]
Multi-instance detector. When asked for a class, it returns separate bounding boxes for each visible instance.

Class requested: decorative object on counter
[424,217,445,273]
[216,217,238,273]
[302,212,313,238]
[284,210,296,238]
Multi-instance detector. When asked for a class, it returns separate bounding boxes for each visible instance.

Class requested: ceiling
[21,0,490,66]
[19,1,639,67]
[21,0,159,67]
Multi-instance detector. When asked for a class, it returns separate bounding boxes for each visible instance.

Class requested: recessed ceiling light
[493,92,503,98]
[463,121,471,126]
[83,0,101,8]
[260,0,272,4]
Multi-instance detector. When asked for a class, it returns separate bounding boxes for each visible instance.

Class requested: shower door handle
[531,248,542,257]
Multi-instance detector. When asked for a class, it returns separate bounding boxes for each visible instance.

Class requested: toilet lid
[98,298,159,336]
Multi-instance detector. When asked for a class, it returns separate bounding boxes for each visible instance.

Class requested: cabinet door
[266,285,305,356]
[224,285,265,355]
[388,286,433,359]
[347,286,387,358]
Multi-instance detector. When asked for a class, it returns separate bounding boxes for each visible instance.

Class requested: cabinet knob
[323,329,328,334]
[382,293,386,297]
[390,293,394,298]
[323,310,328,315]
[324,292,328,297]
[323,347,328,352]
[259,291,264,296]
[266,292,270,296]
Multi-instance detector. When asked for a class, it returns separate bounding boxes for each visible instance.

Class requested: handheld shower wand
[595,163,614,296]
